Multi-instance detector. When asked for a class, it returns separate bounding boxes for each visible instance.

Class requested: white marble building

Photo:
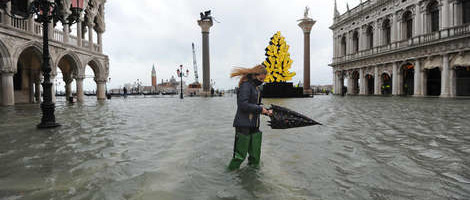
[330,0,470,97]
[0,0,109,106]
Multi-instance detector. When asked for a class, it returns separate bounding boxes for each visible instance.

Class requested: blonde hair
[230,64,267,86]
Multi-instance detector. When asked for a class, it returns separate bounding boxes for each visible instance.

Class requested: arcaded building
[330,0,470,97]
[0,0,109,106]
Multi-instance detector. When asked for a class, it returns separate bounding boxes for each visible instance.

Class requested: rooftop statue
[200,10,212,20]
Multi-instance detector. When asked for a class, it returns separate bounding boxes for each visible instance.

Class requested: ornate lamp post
[0,0,85,128]
[176,65,189,99]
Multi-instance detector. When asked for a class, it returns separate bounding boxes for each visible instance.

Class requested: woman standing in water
[228,65,272,171]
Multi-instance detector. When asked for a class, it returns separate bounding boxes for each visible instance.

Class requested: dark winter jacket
[233,79,263,129]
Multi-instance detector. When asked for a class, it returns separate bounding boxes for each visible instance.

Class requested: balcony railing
[333,24,470,64]
[1,15,101,53]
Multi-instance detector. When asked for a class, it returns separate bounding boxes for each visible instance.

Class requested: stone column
[76,77,84,102]
[35,78,41,103]
[298,17,316,95]
[333,71,337,94]
[77,19,82,47]
[347,73,353,95]
[3,2,11,27]
[442,0,450,29]
[440,54,451,97]
[449,68,456,97]
[359,68,365,95]
[63,23,70,43]
[28,0,34,33]
[64,79,72,99]
[414,59,422,96]
[377,23,382,47]
[1,72,14,106]
[374,66,381,95]
[96,80,106,100]
[97,32,103,52]
[50,74,56,103]
[197,18,214,94]
[414,5,422,36]
[392,62,398,95]
[88,23,95,51]
[391,14,398,43]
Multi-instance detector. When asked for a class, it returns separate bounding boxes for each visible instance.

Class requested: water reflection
[0,96,469,200]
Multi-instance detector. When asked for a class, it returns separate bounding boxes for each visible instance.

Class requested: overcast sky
[98,0,360,90]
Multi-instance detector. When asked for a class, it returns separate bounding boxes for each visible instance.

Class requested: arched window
[428,1,440,32]
[367,26,374,49]
[403,11,413,39]
[341,36,347,56]
[383,19,391,45]
[353,31,359,53]
[463,0,470,24]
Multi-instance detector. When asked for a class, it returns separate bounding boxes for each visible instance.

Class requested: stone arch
[401,62,415,95]
[14,43,44,104]
[381,72,392,95]
[12,41,43,73]
[84,57,105,81]
[364,73,375,95]
[54,51,83,76]
[0,39,12,72]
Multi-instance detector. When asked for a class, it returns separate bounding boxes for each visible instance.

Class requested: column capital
[298,18,316,33]
[198,19,213,33]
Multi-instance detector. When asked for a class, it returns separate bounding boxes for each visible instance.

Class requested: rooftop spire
[346,3,350,12]
[334,0,340,18]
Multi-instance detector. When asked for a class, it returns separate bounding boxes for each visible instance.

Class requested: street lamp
[0,0,85,128]
[176,65,189,99]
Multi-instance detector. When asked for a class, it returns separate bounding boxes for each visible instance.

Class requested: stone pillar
[64,79,72,99]
[97,32,103,52]
[374,66,381,95]
[50,74,56,103]
[376,21,382,46]
[392,62,398,95]
[298,18,316,95]
[96,80,106,100]
[1,72,14,106]
[347,73,353,95]
[333,70,337,94]
[63,23,70,43]
[391,14,398,43]
[442,0,450,29]
[414,5,422,36]
[359,68,365,95]
[3,2,11,26]
[77,19,82,47]
[414,59,422,96]
[27,0,34,33]
[197,18,213,94]
[359,28,365,51]
[76,77,84,102]
[88,23,95,51]
[440,54,451,97]
[35,78,41,103]
[449,68,456,97]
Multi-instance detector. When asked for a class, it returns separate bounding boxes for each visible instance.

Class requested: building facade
[0,0,109,106]
[330,0,470,97]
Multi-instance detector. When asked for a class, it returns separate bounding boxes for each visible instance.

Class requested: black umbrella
[266,104,321,129]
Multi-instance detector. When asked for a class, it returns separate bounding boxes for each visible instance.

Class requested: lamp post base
[37,102,61,129]
[37,121,61,129]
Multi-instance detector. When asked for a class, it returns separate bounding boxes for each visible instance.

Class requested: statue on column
[303,6,309,19]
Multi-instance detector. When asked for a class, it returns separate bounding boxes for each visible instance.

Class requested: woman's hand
[262,108,273,116]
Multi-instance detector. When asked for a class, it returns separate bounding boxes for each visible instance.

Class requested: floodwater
[0,95,469,200]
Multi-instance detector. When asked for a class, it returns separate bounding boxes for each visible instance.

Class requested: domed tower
[151,64,157,88]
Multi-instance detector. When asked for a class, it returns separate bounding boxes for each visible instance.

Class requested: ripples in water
[0,95,469,200]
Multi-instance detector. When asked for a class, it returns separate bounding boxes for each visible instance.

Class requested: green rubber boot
[228,133,251,171]
[248,132,262,168]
